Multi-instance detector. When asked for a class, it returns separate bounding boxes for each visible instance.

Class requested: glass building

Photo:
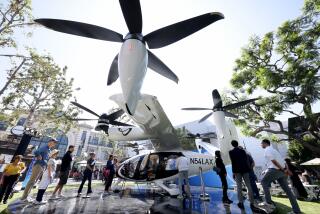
[30,129,68,158]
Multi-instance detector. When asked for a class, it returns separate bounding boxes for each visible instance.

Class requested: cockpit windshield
[119,152,182,181]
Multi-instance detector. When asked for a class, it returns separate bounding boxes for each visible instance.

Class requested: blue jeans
[234,172,254,204]
[261,168,301,213]
[249,170,260,199]
[178,171,190,197]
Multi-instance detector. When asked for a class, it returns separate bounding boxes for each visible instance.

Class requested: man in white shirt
[176,153,191,198]
[261,139,301,214]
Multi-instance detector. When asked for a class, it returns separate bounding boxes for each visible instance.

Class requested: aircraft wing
[109,94,182,151]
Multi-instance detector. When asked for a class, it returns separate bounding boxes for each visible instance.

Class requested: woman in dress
[34,149,59,204]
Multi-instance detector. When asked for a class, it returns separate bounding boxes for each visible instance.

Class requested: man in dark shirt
[229,140,258,211]
[215,150,232,204]
[77,152,96,197]
[51,145,74,199]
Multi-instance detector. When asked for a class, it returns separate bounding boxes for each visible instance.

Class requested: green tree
[0,0,34,96]
[1,49,80,132]
[225,0,320,155]
[175,127,196,151]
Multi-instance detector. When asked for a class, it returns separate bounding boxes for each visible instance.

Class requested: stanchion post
[199,166,210,201]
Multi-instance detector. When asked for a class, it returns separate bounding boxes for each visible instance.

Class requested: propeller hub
[124,33,145,43]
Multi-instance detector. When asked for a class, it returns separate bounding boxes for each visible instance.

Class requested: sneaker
[177,195,184,199]
[237,202,245,209]
[76,193,81,198]
[21,197,34,203]
[33,200,47,205]
[58,194,65,198]
[49,194,58,200]
[250,203,262,212]
[259,202,276,209]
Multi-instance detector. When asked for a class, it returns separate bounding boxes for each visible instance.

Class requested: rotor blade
[69,118,99,121]
[223,98,258,110]
[181,107,212,111]
[199,112,213,123]
[224,111,239,119]
[107,54,119,85]
[107,109,124,121]
[34,19,123,42]
[147,50,178,83]
[212,89,222,108]
[144,12,224,49]
[71,101,100,117]
[109,120,133,127]
[119,0,142,33]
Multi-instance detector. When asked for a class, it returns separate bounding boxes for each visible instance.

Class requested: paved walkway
[7,185,259,214]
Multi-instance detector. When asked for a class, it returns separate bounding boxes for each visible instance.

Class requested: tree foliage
[0,0,35,97]
[225,0,320,156]
[175,127,196,151]
[1,49,80,132]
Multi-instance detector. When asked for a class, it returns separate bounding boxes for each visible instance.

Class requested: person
[0,157,6,181]
[165,155,177,171]
[51,145,75,199]
[21,138,57,202]
[260,139,301,214]
[214,150,232,204]
[284,158,308,199]
[301,170,312,185]
[176,153,191,198]
[104,155,115,195]
[229,140,258,211]
[77,152,96,198]
[0,155,26,204]
[239,146,262,201]
[33,149,59,205]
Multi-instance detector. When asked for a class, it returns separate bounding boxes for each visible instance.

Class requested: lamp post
[11,126,41,162]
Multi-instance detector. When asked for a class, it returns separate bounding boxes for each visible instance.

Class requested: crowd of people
[213,139,311,214]
[0,136,318,214]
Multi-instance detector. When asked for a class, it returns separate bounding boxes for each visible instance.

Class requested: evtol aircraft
[34,0,224,115]
[69,88,256,196]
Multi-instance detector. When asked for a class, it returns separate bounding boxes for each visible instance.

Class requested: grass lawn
[0,182,104,214]
[272,196,320,214]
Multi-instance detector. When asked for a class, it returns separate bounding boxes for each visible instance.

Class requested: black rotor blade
[107,54,119,85]
[34,19,123,42]
[224,111,239,119]
[69,118,99,121]
[71,101,100,117]
[109,120,133,127]
[182,107,212,111]
[223,98,258,110]
[212,89,222,108]
[147,50,178,83]
[107,109,125,121]
[199,112,213,123]
[119,0,142,33]
[144,12,224,49]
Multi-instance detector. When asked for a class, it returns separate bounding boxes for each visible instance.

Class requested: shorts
[58,170,70,185]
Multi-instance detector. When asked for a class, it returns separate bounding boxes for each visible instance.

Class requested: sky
[2,0,313,126]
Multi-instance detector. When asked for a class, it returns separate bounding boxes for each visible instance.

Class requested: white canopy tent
[300,158,320,166]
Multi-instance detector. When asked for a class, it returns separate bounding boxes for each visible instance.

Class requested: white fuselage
[118,39,148,115]
[117,151,215,182]
[212,111,239,164]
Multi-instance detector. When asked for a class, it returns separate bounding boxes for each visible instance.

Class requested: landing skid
[154,180,179,197]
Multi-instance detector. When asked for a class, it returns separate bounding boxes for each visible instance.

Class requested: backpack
[103,167,110,178]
